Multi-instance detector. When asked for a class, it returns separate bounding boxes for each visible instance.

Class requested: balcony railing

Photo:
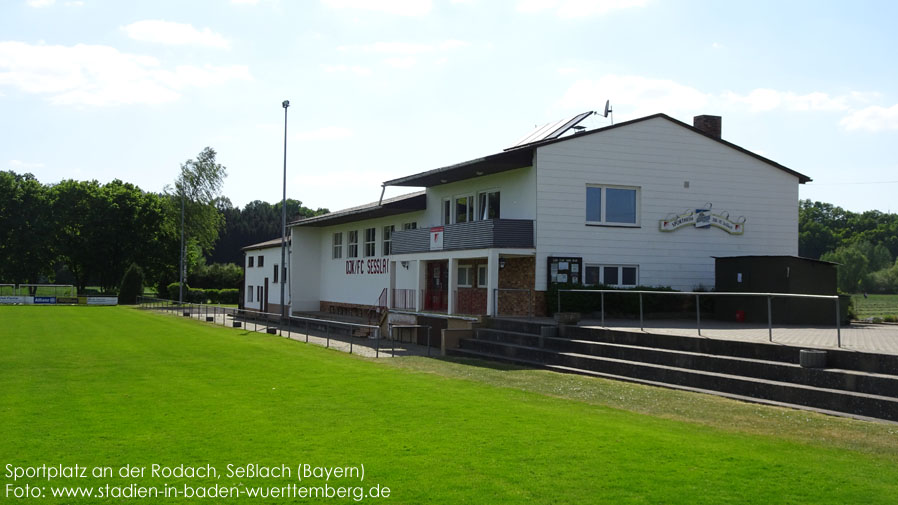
[391,219,534,254]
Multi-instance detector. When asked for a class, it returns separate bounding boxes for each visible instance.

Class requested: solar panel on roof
[505,111,594,150]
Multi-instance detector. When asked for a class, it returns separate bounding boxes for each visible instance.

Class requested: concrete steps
[453,320,898,422]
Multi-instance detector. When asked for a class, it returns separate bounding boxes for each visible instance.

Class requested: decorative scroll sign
[659,203,745,235]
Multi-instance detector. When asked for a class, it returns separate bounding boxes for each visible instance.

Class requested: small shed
[714,256,841,324]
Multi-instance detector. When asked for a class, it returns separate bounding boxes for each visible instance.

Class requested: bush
[189,262,244,289]
[187,288,206,303]
[219,289,239,304]
[167,282,188,301]
[204,288,221,304]
[119,263,145,305]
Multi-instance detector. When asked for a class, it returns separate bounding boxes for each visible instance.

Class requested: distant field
[2,306,897,504]
[852,293,898,319]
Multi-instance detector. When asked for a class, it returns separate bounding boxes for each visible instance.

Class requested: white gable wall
[421,166,537,226]
[534,117,799,291]
[243,244,290,310]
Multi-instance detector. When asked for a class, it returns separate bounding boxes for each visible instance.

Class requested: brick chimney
[693,115,722,139]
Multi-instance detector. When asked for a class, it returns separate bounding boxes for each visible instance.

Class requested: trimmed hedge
[164,283,239,305]
[548,283,709,317]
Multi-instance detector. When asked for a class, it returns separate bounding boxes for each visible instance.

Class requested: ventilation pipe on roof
[694,115,722,139]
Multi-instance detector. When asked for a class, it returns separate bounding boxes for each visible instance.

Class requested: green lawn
[852,293,898,320]
[1,306,897,504]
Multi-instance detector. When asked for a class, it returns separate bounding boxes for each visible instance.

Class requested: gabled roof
[289,190,426,227]
[242,237,290,251]
[382,113,811,188]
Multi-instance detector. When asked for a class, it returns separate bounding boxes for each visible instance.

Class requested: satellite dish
[603,100,614,125]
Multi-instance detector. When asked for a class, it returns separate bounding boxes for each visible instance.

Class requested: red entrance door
[424,261,448,311]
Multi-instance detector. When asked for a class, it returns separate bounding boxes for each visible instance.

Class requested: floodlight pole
[280,100,289,321]
[179,192,185,305]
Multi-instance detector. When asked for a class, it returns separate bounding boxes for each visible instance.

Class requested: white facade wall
[534,117,799,291]
[243,244,290,311]
[420,166,536,227]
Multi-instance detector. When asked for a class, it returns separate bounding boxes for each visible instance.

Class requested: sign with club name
[659,204,745,235]
[430,226,444,251]
[345,258,389,275]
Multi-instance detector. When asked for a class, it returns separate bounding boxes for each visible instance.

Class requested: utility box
[714,256,842,324]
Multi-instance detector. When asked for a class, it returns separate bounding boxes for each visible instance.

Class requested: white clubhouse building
[244,113,810,318]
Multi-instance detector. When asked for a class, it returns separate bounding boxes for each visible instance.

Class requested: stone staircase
[452,318,898,422]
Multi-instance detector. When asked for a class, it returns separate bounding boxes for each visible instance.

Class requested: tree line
[0,147,327,297]
[799,199,898,293]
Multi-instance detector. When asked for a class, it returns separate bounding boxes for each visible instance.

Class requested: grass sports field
[2,306,897,504]
[852,293,898,320]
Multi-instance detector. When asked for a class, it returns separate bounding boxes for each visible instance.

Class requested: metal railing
[557,289,843,347]
[137,296,435,357]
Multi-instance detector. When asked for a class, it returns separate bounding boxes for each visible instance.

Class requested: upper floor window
[348,230,359,258]
[403,222,417,230]
[273,264,278,283]
[586,185,639,226]
[248,256,254,268]
[333,232,343,259]
[258,255,264,267]
[383,225,394,255]
[478,190,500,220]
[364,227,376,257]
[455,195,473,223]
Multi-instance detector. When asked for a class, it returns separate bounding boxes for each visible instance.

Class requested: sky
[2,0,897,214]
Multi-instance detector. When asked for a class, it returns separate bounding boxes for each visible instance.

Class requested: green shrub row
[547,283,709,316]
[165,282,239,304]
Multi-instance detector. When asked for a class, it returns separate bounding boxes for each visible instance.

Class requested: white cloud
[0,41,251,106]
[840,104,898,132]
[321,0,432,16]
[336,39,469,69]
[26,0,55,7]
[558,75,709,117]
[8,159,45,169]
[122,20,230,49]
[724,88,848,112]
[322,64,372,76]
[517,0,646,18]
[294,126,353,141]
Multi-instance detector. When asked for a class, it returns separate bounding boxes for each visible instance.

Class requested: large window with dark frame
[348,230,359,258]
[584,264,638,287]
[586,185,639,226]
[364,228,376,257]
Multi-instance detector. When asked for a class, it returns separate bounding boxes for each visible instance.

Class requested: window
[282,266,287,284]
[455,195,473,223]
[247,286,253,302]
[383,225,394,255]
[477,264,488,288]
[258,255,265,267]
[333,232,343,259]
[248,256,254,268]
[458,265,472,288]
[364,227,376,257]
[273,264,278,284]
[348,230,358,258]
[478,190,500,220]
[586,185,639,225]
[442,199,451,225]
[403,222,417,230]
[257,286,263,303]
[585,264,638,287]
